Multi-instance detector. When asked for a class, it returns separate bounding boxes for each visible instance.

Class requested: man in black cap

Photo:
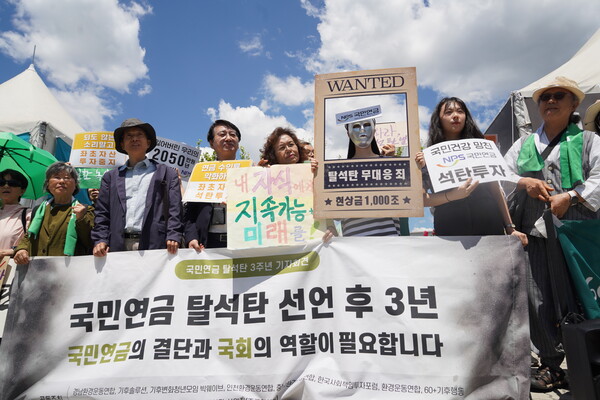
[92,118,183,256]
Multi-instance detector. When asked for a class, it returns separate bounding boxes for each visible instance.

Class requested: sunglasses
[0,179,22,188]
[539,91,568,102]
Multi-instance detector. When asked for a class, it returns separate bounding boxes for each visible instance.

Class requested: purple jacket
[91,160,183,251]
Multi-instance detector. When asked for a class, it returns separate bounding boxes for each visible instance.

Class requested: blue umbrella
[0,131,58,199]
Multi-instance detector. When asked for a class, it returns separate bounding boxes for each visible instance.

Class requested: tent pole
[510,93,515,144]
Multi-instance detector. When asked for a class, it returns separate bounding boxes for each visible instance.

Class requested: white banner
[0,256,15,341]
[423,139,518,192]
[0,237,529,399]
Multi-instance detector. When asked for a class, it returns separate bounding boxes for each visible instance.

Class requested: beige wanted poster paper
[313,67,423,219]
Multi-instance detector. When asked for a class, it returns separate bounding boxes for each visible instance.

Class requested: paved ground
[530,385,569,400]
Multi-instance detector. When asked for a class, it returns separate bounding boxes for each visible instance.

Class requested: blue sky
[1,0,599,231]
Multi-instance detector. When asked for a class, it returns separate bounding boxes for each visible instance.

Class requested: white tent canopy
[0,64,84,154]
[486,28,600,153]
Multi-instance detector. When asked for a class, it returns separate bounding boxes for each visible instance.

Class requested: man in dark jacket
[92,118,183,256]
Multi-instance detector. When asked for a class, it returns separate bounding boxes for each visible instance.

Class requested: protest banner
[149,137,200,180]
[0,236,529,400]
[183,160,252,203]
[423,138,518,193]
[313,67,424,219]
[0,256,15,342]
[226,164,324,249]
[0,255,9,288]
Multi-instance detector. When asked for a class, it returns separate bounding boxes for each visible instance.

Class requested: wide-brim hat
[532,76,585,104]
[113,118,157,154]
[583,100,600,131]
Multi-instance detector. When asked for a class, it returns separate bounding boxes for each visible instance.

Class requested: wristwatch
[568,191,579,207]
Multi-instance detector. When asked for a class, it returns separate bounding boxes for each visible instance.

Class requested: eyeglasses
[0,179,21,188]
[215,129,238,139]
[539,91,568,102]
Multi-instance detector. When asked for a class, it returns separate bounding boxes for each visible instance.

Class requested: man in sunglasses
[504,77,600,392]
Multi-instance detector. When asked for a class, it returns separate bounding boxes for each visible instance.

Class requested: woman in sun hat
[504,76,600,391]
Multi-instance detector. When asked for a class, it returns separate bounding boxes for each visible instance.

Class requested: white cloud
[0,0,151,130]
[206,100,311,161]
[300,0,324,18]
[51,87,116,132]
[239,35,264,57]
[308,0,600,106]
[418,104,431,148]
[262,74,314,107]
[137,83,152,96]
[0,0,150,90]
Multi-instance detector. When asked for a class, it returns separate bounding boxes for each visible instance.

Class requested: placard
[375,122,408,154]
[76,167,112,189]
[69,132,126,168]
[313,68,423,219]
[183,160,252,203]
[149,137,201,180]
[226,164,324,249]
[70,132,123,190]
[423,138,518,193]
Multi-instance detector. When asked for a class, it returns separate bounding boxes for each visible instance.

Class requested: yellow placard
[69,132,126,168]
[183,160,252,203]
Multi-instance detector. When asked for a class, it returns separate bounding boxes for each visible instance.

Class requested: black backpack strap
[21,208,28,231]
[539,128,565,160]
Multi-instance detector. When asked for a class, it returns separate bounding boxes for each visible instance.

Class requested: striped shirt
[341,218,401,237]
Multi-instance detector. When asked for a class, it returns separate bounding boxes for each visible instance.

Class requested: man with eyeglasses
[92,118,183,256]
[504,77,600,392]
[183,119,241,250]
